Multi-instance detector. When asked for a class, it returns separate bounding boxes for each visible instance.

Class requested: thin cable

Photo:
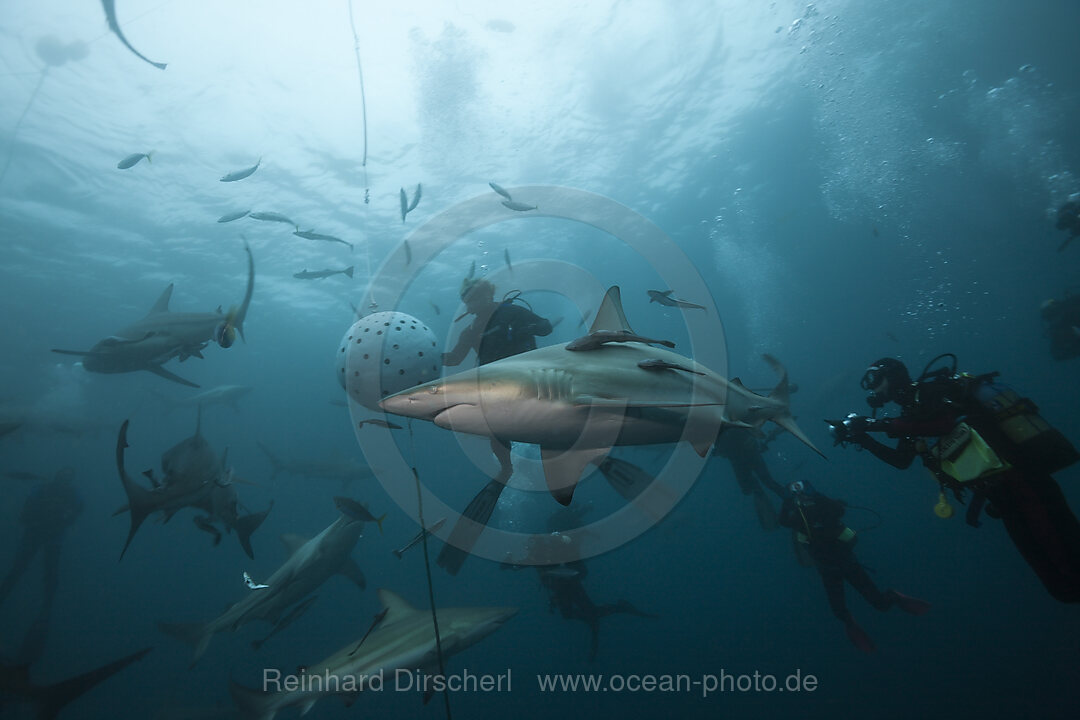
[409,425,452,720]
[347,0,374,306]
[0,67,49,188]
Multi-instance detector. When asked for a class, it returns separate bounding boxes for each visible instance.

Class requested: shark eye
[215,322,236,348]
[428,385,441,394]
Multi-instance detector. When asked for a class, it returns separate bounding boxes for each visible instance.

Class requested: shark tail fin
[344,266,355,278]
[761,354,826,459]
[230,678,280,720]
[35,647,152,720]
[235,501,274,560]
[256,441,282,480]
[157,621,213,667]
[116,420,154,560]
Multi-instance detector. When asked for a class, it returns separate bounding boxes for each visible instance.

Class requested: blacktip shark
[52,243,254,388]
[381,286,823,506]
[229,589,517,720]
[1,646,151,719]
[158,501,369,666]
[114,412,271,559]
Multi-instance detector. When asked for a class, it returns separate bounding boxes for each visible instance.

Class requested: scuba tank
[915,354,1079,480]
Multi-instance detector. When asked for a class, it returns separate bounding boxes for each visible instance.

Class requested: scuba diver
[1040,294,1080,360]
[442,277,553,367]
[829,355,1080,603]
[1055,198,1080,251]
[436,276,553,574]
[779,480,930,653]
[538,559,657,661]
[711,428,786,529]
[0,468,83,663]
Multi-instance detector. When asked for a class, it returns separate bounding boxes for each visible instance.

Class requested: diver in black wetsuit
[711,428,787,529]
[0,468,83,663]
[442,277,553,368]
[1040,294,1080,360]
[831,356,1080,603]
[538,558,656,661]
[779,480,930,653]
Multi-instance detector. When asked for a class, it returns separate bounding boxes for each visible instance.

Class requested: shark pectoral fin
[772,413,826,459]
[229,679,279,720]
[540,446,608,506]
[690,440,713,457]
[280,533,308,557]
[235,502,273,559]
[39,647,152,720]
[147,365,200,388]
[338,558,367,590]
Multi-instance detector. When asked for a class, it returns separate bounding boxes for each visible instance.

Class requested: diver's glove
[824,413,883,446]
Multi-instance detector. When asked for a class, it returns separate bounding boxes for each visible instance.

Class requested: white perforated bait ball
[336,312,441,411]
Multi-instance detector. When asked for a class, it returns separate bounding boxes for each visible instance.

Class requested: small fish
[637,358,705,375]
[404,240,412,265]
[293,229,353,250]
[102,0,167,70]
[489,182,513,201]
[399,188,408,223]
[249,211,296,227]
[333,496,386,533]
[251,596,318,651]
[392,517,447,559]
[220,159,261,182]
[502,200,537,212]
[566,330,676,352]
[646,289,706,311]
[406,183,422,213]
[3,471,49,482]
[348,608,389,656]
[293,267,354,280]
[504,248,513,272]
[356,419,403,430]
[429,300,441,316]
[243,571,269,590]
[117,152,151,169]
[539,566,581,580]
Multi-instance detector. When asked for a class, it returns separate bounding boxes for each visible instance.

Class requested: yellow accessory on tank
[934,491,954,519]
[933,422,1010,483]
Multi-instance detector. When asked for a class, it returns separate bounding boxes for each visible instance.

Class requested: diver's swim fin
[436,478,506,575]
[845,618,876,653]
[888,589,932,615]
[595,457,653,501]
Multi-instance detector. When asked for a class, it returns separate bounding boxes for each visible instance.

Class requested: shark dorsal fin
[587,286,635,335]
[377,589,417,619]
[280,533,308,556]
[149,284,174,314]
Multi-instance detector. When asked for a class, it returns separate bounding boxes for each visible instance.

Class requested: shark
[158,502,368,666]
[51,243,255,388]
[0,646,151,720]
[646,289,706,311]
[164,384,254,412]
[101,0,167,70]
[381,286,823,506]
[257,442,374,486]
[229,589,517,720]
[114,412,271,559]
